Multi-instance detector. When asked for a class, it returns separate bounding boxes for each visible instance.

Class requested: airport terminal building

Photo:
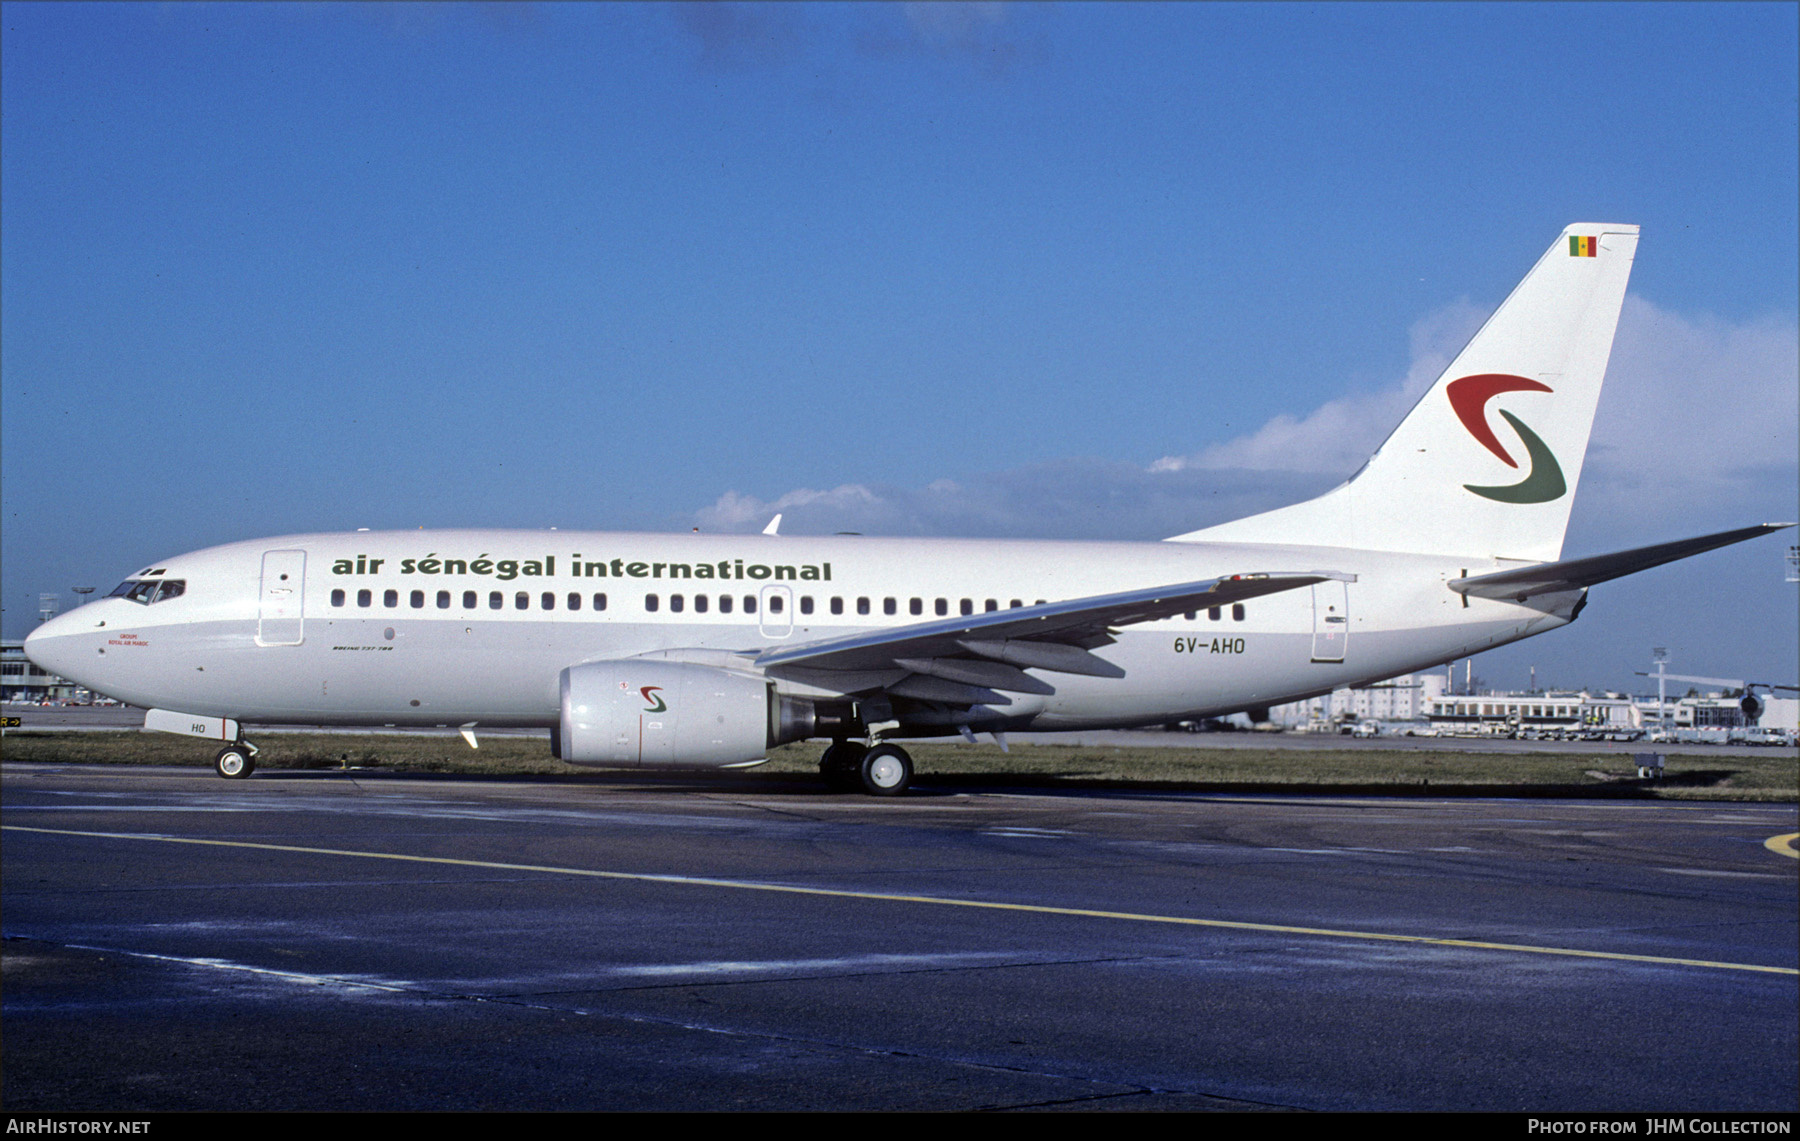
[1270,669,1796,738]
[1,639,78,703]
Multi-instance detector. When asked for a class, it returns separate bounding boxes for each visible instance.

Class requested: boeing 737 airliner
[24,224,1791,793]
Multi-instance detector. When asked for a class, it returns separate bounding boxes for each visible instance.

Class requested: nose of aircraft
[23,610,95,688]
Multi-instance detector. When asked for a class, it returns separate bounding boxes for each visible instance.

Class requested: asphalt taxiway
[3,762,1795,1111]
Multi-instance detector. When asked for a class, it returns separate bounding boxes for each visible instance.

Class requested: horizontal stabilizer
[1449,523,1794,602]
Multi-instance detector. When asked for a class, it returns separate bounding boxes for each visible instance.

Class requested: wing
[755,571,1351,705]
[1449,523,1793,602]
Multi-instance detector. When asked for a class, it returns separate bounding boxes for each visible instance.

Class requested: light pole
[1652,648,1669,729]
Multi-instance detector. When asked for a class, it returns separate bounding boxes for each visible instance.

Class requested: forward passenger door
[257,550,307,646]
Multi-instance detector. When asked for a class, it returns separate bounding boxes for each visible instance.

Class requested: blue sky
[4,2,1796,693]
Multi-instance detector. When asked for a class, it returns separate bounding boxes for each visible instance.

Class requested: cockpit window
[111,579,186,605]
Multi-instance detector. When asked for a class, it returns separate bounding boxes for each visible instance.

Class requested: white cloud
[1582,295,1799,515]
[690,296,1798,544]
[902,1,1009,45]
[1149,299,1489,474]
[691,460,1333,541]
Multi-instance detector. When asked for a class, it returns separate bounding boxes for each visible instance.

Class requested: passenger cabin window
[798,596,811,615]
[718,594,731,614]
[488,591,503,610]
[384,589,398,608]
[358,589,373,608]
[541,592,555,610]
[910,598,923,615]
[515,592,529,610]
[1232,604,1245,621]
[960,599,974,616]
[437,591,451,609]
[1208,607,1221,621]
[743,595,757,614]
[464,591,479,609]
[332,588,346,607]
[411,590,425,609]
[830,597,844,616]
[593,593,608,611]
[857,597,870,616]
[935,598,948,616]
[567,592,582,611]
[670,594,684,613]
[884,597,897,616]
[695,594,709,613]
[768,594,783,613]
[645,594,659,612]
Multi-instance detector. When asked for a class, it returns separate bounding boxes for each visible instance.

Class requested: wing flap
[955,638,1126,678]
[895,656,1058,695]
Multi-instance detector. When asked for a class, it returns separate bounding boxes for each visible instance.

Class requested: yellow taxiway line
[7,824,1796,977]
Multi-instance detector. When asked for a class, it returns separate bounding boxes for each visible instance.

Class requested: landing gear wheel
[819,741,866,791]
[215,745,255,779]
[858,743,912,797]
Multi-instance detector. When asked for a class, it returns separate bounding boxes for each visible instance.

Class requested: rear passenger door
[1309,579,1348,663]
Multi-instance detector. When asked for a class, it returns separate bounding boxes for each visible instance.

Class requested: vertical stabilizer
[1170,224,1639,561]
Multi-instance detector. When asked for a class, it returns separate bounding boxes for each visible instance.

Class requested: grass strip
[3,731,1793,801]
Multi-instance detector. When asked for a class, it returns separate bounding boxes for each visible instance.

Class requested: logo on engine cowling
[640,686,667,713]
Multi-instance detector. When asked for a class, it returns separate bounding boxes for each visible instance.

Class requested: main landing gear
[214,741,258,779]
[819,739,913,796]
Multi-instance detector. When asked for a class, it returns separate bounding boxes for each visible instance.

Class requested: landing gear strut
[819,739,912,796]
[214,741,258,779]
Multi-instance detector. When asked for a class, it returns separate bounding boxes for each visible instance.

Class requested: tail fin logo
[1445,374,1568,504]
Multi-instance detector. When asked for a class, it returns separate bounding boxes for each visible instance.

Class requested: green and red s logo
[640,686,666,713]
[1446,374,1567,504]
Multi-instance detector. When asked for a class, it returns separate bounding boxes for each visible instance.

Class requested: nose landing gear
[214,741,258,779]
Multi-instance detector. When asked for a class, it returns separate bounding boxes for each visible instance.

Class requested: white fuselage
[24,528,1578,736]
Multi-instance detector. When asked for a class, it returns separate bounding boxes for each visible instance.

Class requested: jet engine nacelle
[558,660,792,769]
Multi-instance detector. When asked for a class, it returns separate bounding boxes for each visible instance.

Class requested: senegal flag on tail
[1569,235,1597,257]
